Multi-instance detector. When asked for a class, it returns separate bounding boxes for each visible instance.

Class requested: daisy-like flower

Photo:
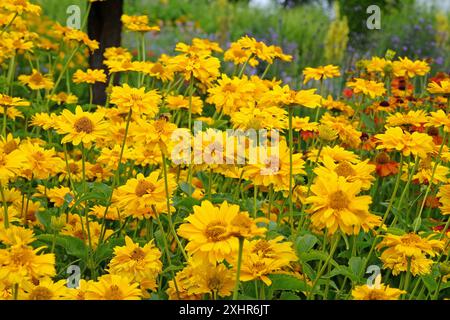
[178,200,262,263]
[347,78,386,99]
[365,56,392,75]
[113,171,176,218]
[18,69,54,90]
[0,94,30,108]
[352,284,405,300]
[376,232,444,276]
[392,57,430,78]
[0,245,55,285]
[375,126,434,159]
[244,140,306,192]
[73,68,107,84]
[166,94,203,115]
[55,106,109,145]
[18,142,64,180]
[427,110,450,132]
[49,92,78,105]
[302,65,340,84]
[314,156,375,190]
[305,172,381,235]
[189,260,235,298]
[108,236,162,292]
[1,0,42,15]
[110,84,161,117]
[206,74,255,114]
[22,278,68,300]
[295,89,322,108]
[86,274,142,300]
[427,80,450,95]
[121,14,160,33]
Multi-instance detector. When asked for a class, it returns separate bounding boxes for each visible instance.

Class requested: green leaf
[279,291,301,300]
[37,234,87,260]
[299,250,329,263]
[421,274,437,292]
[349,257,365,281]
[295,234,318,254]
[269,274,310,292]
[385,227,406,236]
[179,182,194,196]
[36,211,52,230]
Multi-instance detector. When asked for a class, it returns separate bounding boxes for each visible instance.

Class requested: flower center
[207,275,223,291]
[205,221,228,242]
[366,290,386,300]
[104,285,123,300]
[3,140,17,154]
[130,247,146,261]
[74,117,94,133]
[30,73,44,84]
[329,190,350,210]
[29,287,53,300]
[252,240,273,257]
[134,180,155,197]
[375,152,390,165]
[334,162,356,178]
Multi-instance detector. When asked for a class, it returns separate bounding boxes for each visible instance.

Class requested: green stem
[232,237,245,300]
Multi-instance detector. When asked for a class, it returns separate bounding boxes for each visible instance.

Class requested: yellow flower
[377,233,444,276]
[18,69,54,90]
[1,0,41,15]
[170,53,221,87]
[244,140,305,192]
[438,184,450,215]
[65,279,91,300]
[347,78,386,98]
[377,233,443,258]
[113,172,176,219]
[386,110,428,128]
[0,245,55,285]
[22,278,68,300]
[207,74,255,115]
[393,57,430,78]
[352,284,405,300]
[190,260,235,298]
[110,84,161,117]
[427,110,450,132]
[0,225,35,246]
[73,68,107,84]
[0,147,25,183]
[121,14,160,33]
[166,94,203,114]
[178,200,242,263]
[238,253,288,286]
[18,142,64,180]
[108,236,162,292]
[246,236,297,265]
[0,94,30,108]
[86,274,142,300]
[49,92,78,105]
[302,65,340,84]
[55,106,109,146]
[427,80,450,95]
[365,57,392,75]
[314,156,375,190]
[305,172,380,235]
[375,127,434,159]
[295,89,322,108]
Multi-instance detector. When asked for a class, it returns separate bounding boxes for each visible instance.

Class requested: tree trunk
[88,0,123,105]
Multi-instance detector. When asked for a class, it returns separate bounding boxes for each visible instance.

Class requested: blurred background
[37,0,450,88]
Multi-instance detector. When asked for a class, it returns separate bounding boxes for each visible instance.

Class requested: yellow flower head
[55,106,109,146]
